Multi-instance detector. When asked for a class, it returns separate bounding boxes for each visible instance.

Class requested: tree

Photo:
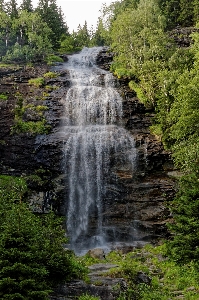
[91,17,106,46]
[75,21,90,48]
[20,0,33,12]
[5,0,18,19]
[178,0,194,26]
[109,0,170,107]
[166,174,199,268]
[10,10,53,61]
[0,11,12,56]
[0,0,5,12]
[0,175,87,299]
[36,0,68,49]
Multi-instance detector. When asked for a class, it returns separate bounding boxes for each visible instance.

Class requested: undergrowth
[79,243,199,299]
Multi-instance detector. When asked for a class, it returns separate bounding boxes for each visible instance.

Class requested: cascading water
[62,47,137,254]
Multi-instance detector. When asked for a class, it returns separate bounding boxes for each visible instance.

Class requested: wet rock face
[92,49,175,242]
[0,50,175,242]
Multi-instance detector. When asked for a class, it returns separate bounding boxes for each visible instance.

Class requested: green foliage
[11,93,51,135]
[0,93,8,100]
[166,174,199,267]
[43,71,58,78]
[129,80,149,106]
[28,77,45,87]
[36,0,68,49]
[46,54,64,64]
[81,244,199,299]
[0,175,87,299]
[78,294,100,300]
[0,175,27,209]
[11,119,51,135]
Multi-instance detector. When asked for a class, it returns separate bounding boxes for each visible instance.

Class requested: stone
[186,286,196,291]
[87,248,106,260]
[135,271,152,285]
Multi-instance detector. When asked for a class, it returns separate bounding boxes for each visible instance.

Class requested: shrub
[11,119,51,135]
[46,55,64,65]
[44,71,59,78]
[0,175,88,299]
[28,77,45,87]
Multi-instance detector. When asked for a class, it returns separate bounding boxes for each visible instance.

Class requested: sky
[29,0,114,33]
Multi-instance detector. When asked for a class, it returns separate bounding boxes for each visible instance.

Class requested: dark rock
[59,54,68,62]
[135,271,152,285]
[169,26,199,47]
[50,263,126,300]
[96,47,114,70]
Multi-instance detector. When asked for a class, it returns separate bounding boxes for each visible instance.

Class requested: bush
[46,55,64,65]
[44,71,59,78]
[0,175,87,299]
[11,119,51,135]
[28,77,45,87]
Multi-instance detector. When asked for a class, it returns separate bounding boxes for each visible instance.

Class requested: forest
[0,0,199,299]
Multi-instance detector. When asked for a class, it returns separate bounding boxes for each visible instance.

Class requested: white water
[62,47,137,254]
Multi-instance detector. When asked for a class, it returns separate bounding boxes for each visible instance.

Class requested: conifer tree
[0,175,87,299]
[20,0,33,12]
[0,0,5,12]
[6,0,18,19]
[36,0,68,49]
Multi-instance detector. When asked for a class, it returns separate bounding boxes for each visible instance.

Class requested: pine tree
[20,0,33,12]
[193,0,199,23]
[0,175,87,299]
[178,0,194,26]
[5,0,18,19]
[0,0,5,12]
[166,174,199,268]
[36,0,68,49]
[91,17,106,46]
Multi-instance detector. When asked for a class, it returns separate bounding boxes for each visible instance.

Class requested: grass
[79,243,199,299]
[0,93,8,101]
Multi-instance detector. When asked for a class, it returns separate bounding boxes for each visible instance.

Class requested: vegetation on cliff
[95,0,199,271]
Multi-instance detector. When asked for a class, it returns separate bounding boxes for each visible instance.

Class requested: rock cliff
[0,49,175,248]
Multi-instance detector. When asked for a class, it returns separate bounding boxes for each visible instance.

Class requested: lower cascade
[62,47,137,254]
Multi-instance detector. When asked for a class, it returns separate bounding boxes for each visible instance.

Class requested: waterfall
[62,47,137,254]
